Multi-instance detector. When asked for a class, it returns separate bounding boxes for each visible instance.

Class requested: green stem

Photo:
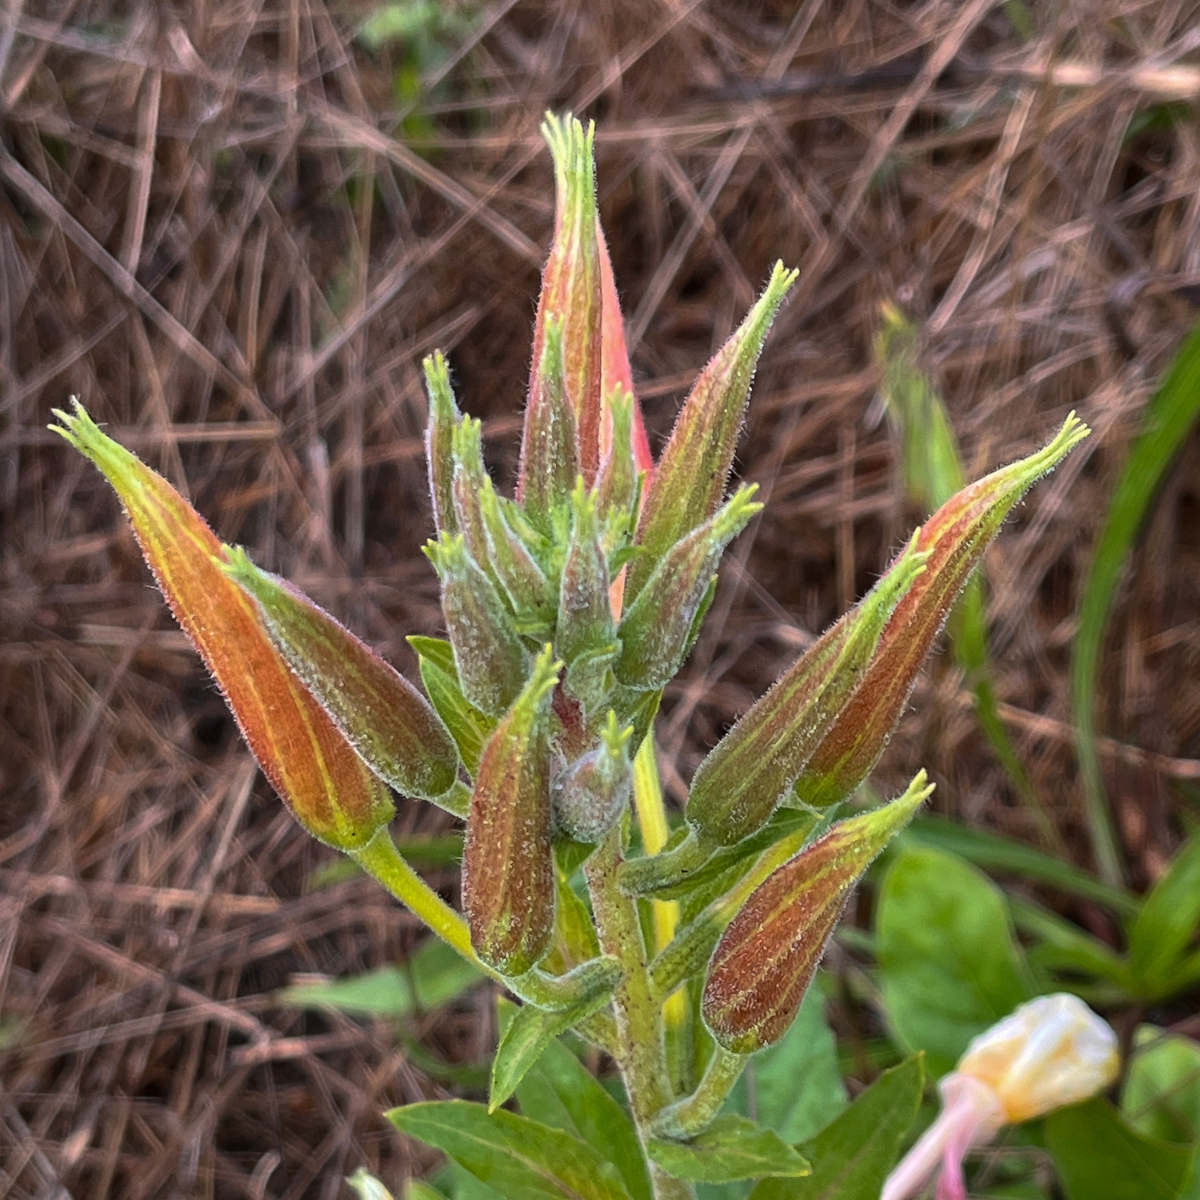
[649,1047,747,1138]
[352,826,479,963]
[586,824,693,1199]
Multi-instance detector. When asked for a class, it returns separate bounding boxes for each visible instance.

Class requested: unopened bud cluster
[51,111,1091,1179]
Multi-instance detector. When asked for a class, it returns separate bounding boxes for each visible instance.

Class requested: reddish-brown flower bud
[225,548,459,801]
[686,536,926,847]
[463,648,561,975]
[794,415,1089,807]
[50,401,393,852]
[702,773,932,1054]
[423,351,461,537]
[519,114,601,489]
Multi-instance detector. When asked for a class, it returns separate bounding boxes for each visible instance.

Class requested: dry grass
[3,0,1200,1195]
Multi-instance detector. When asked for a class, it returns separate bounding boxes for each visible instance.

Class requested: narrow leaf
[1073,319,1200,887]
[1129,830,1200,999]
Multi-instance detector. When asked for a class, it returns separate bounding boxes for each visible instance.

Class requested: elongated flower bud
[424,352,461,537]
[557,481,614,663]
[795,415,1090,807]
[463,648,561,975]
[552,711,633,842]
[518,316,579,528]
[224,548,459,800]
[50,400,393,851]
[425,534,528,717]
[595,388,640,544]
[616,485,762,690]
[882,994,1118,1200]
[702,772,932,1054]
[626,262,797,601]
[597,224,654,479]
[451,417,493,575]
[686,536,927,847]
[480,480,552,629]
[520,114,602,488]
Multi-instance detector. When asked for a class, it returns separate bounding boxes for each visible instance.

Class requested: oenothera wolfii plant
[53,116,1090,1199]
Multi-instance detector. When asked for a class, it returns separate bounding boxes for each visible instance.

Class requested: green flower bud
[685,535,927,846]
[595,387,640,548]
[702,772,933,1054]
[616,485,762,690]
[225,548,460,801]
[463,648,562,975]
[517,315,580,529]
[557,480,614,662]
[552,711,633,842]
[451,417,493,575]
[423,351,461,537]
[480,479,553,630]
[794,415,1090,807]
[424,534,528,718]
[626,262,797,602]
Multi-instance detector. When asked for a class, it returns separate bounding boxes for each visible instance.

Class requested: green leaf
[904,816,1135,916]
[1123,1026,1200,1145]
[747,985,849,1144]
[278,939,482,1016]
[1073,319,1200,887]
[490,989,614,1112]
[647,1116,809,1184]
[507,1005,652,1200]
[1129,831,1200,999]
[1046,1097,1191,1200]
[406,1182,448,1200]
[877,847,1032,1074]
[409,635,496,773]
[746,1056,924,1200]
[1009,895,1130,988]
[388,1101,634,1200]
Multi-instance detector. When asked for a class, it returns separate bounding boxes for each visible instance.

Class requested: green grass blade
[1072,320,1200,887]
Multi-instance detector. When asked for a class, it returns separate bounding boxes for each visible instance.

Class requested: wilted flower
[882,993,1119,1200]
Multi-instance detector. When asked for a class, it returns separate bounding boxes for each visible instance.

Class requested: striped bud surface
[225,548,459,801]
[423,352,461,537]
[794,415,1090,808]
[626,262,797,602]
[463,648,562,975]
[616,485,762,691]
[686,535,927,846]
[702,772,933,1054]
[50,400,394,852]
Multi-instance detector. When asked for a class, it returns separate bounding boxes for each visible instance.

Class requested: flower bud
[594,387,640,547]
[463,647,561,975]
[520,114,602,486]
[480,479,553,631]
[517,315,579,528]
[552,711,633,842]
[424,351,461,536]
[557,481,614,663]
[424,534,528,717]
[224,548,459,800]
[686,535,927,847]
[597,225,654,480]
[616,485,762,690]
[50,400,393,851]
[795,414,1090,807]
[626,262,797,602]
[882,994,1118,1200]
[702,772,932,1054]
[451,417,493,574]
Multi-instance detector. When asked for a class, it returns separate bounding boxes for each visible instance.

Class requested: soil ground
[3,1,1200,1196]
